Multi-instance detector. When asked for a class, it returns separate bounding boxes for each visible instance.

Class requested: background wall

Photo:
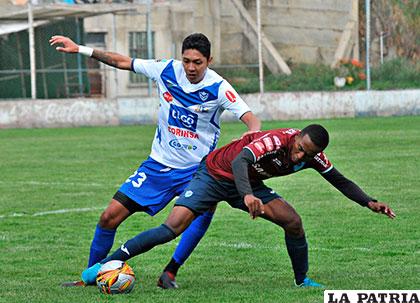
[1,90,419,128]
[83,0,357,96]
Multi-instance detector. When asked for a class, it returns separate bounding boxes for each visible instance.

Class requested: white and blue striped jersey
[131,59,251,169]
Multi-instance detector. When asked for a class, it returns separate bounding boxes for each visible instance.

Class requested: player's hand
[244,194,265,219]
[367,201,396,219]
[49,35,79,53]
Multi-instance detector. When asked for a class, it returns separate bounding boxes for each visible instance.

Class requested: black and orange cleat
[157,271,179,289]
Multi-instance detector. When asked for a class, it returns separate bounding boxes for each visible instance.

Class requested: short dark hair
[182,33,211,60]
[301,124,329,151]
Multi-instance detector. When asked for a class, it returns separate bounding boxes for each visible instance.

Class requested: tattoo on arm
[92,50,119,68]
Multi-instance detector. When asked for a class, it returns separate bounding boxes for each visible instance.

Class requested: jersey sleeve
[131,59,170,82]
[218,80,251,119]
[243,132,283,162]
[309,152,333,174]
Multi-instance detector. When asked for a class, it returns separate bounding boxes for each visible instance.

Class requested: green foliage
[391,0,420,23]
[215,58,419,94]
[372,57,420,83]
[1,116,419,302]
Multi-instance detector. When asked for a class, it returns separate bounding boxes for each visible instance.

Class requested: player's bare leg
[260,198,324,288]
[99,199,132,229]
[158,206,216,289]
[80,206,196,286]
[62,200,132,287]
[87,199,132,267]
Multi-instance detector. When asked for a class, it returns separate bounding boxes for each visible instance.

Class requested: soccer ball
[96,260,135,294]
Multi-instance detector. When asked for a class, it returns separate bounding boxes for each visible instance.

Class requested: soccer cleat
[295,277,325,288]
[81,262,101,285]
[157,271,179,289]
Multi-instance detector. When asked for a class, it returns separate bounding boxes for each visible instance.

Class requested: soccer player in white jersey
[50,33,261,288]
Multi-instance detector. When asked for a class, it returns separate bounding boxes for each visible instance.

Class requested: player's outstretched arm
[367,201,396,219]
[49,35,132,70]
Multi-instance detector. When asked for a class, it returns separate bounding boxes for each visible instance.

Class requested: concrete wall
[240,0,354,64]
[241,90,420,121]
[1,90,419,129]
[83,0,356,96]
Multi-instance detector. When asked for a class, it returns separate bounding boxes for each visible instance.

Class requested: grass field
[1,116,419,303]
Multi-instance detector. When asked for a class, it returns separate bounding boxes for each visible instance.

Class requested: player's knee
[98,210,119,229]
[165,207,196,236]
[284,215,304,237]
[165,219,188,236]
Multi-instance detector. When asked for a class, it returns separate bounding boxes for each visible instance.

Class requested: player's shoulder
[137,58,173,64]
[260,128,300,138]
[203,68,225,85]
[247,128,299,148]
[136,58,173,70]
[312,151,330,165]
[310,151,332,173]
[157,58,175,69]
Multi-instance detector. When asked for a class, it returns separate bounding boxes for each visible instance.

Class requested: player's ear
[208,56,213,65]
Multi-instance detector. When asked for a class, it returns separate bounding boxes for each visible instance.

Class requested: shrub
[214,58,419,94]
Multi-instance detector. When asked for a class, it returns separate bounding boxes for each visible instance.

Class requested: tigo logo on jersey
[225,90,237,103]
[169,139,197,151]
[163,92,173,102]
[168,104,198,132]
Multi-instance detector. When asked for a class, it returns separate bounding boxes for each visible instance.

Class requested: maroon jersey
[206,128,333,182]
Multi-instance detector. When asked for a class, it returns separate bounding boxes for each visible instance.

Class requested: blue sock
[101,224,176,263]
[87,224,116,267]
[285,234,308,284]
[172,211,214,265]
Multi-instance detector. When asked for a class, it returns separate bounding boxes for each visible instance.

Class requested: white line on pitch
[0,180,118,187]
[0,206,104,219]
[205,241,373,252]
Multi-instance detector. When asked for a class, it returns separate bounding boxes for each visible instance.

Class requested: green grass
[1,116,419,303]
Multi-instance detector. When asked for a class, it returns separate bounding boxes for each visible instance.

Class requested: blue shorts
[175,160,281,215]
[118,157,199,216]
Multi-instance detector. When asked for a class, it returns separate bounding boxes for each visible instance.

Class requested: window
[85,32,106,46]
[85,32,107,96]
[129,31,155,84]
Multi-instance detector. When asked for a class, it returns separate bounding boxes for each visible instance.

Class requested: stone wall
[225,0,355,65]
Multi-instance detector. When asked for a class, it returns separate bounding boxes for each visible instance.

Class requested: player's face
[182,49,212,84]
[290,134,322,164]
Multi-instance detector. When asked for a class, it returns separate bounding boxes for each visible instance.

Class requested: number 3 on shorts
[125,171,147,188]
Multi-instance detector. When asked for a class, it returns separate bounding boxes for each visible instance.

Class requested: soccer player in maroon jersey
[81,124,395,288]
